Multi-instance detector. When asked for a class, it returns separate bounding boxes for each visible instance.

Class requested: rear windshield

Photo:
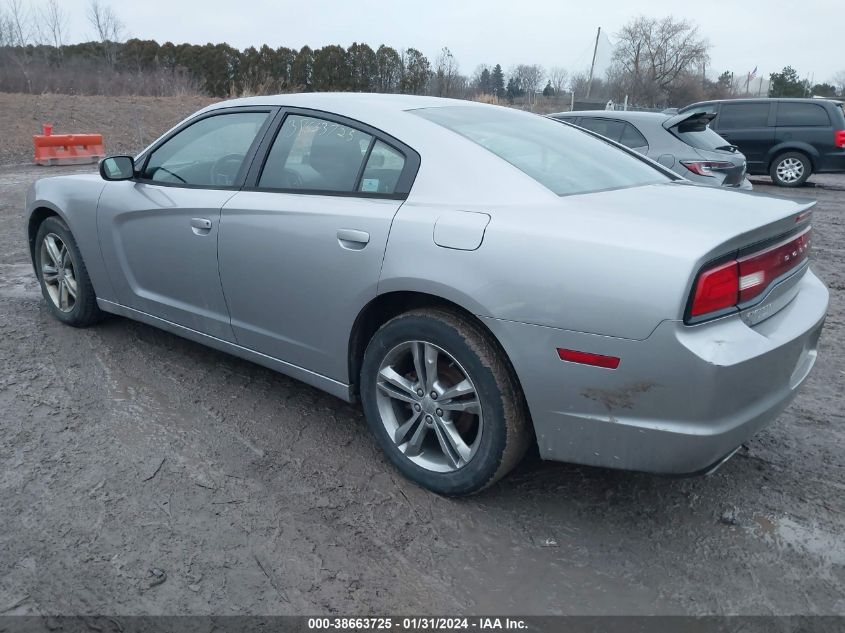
[672,125,733,151]
[412,106,671,196]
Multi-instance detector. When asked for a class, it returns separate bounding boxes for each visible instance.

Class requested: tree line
[1,0,842,107]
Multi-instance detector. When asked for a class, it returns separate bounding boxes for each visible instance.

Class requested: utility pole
[586,26,601,99]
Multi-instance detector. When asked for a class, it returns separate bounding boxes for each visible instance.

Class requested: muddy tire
[360,307,532,496]
[34,215,104,327]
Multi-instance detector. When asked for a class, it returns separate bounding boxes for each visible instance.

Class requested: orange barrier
[33,124,105,166]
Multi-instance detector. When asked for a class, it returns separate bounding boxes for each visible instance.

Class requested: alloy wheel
[374,341,483,473]
[40,233,78,313]
[776,157,804,184]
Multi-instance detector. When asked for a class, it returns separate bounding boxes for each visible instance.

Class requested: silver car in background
[550,109,753,189]
[25,94,827,495]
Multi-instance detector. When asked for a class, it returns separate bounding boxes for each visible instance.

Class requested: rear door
[573,117,625,143]
[773,101,833,163]
[711,102,774,172]
[218,110,420,382]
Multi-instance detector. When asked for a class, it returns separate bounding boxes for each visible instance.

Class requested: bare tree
[515,64,544,107]
[6,0,32,45]
[433,46,460,97]
[611,15,710,106]
[548,66,569,95]
[834,70,845,96]
[87,0,125,65]
[40,0,69,51]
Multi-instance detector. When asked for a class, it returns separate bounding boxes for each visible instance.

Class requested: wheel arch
[767,144,818,170]
[348,291,528,409]
[27,205,63,268]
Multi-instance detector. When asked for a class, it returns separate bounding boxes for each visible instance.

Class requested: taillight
[688,227,812,321]
[690,260,739,316]
[835,130,845,148]
[680,160,735,176]
[737,227,811,303]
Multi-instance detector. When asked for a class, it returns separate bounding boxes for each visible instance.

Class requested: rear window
[413,106,671,196]
[776,103,831,127]
[719,103,770,129]
[673,125,733,151]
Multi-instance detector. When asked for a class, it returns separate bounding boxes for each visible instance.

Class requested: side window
[143,112,269,186]
[718,103,770,129]
[575,118,625,142]
[776,103,831,127]
[259,114,372,192]
[619,123,648,149]
[358,140,406,194]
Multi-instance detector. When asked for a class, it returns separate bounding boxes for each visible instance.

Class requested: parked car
[678,98,845,187]
[26,94,827,495]
[549,110,752,189]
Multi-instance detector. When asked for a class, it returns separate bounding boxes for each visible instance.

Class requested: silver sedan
[25,94,828,495]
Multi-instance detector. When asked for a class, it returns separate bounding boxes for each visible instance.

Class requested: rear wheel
[770,152,811,187]
[360,308,531,495]
[35,216,103,327]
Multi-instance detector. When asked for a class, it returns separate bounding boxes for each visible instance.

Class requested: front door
[97,109,273,340]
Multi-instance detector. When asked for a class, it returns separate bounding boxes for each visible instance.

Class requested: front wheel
[360,308,531,496]
[770,152,811,187]
[35,216,103,327]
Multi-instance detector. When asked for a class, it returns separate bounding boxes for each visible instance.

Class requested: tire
[34,216,104,327]
[360,307,532,496]
[770,152,811,187]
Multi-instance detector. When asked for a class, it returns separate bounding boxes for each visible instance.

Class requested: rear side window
[259,114,372,192]
[358,140,405,194]
[619,123,648,149]
[414,106,671,196]
[718,103,770,129]
[776,103,831,127]
[575,118,625,142]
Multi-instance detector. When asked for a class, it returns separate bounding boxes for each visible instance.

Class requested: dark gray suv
[678,98,845,187]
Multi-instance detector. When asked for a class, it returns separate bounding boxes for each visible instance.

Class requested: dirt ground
[0,162,843,617]
[0,94,217,167]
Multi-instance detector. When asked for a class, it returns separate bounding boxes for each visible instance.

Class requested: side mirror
[99,155,135,181]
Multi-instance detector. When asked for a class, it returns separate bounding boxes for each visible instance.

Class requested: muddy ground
[0,165,843,616]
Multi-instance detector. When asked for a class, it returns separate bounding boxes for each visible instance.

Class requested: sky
[53,0,843,84]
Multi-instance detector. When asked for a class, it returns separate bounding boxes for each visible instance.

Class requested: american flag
[748,66,758,80]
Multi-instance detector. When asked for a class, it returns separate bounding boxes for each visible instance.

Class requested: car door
[218,110,420,382]
[97,107,275,340]
[573,117,626,144]
[618,122,650,155]
[711,102,774,172]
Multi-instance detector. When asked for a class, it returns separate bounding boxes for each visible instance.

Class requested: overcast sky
[56,0,842,84]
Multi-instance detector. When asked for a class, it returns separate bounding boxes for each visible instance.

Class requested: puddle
[753,514,845,567]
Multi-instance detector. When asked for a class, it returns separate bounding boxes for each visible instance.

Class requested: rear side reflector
[688,227,812,321]
[835,130,845,148]
[557,348,620,369]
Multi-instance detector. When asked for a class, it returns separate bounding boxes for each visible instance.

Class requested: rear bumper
[483,270,828,474]
[815,150,845,173]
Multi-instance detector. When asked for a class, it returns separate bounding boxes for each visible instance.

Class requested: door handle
[337,229,370,250]
[190,217,212,235]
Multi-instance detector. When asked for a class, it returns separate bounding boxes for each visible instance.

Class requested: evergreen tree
[491,63,505,97]
[542,80,554,97]
[479,67,491,94]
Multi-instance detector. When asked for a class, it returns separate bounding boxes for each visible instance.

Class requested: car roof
[681,97,844,111]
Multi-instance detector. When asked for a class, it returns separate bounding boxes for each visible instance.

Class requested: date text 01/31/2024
[307,617,528,630]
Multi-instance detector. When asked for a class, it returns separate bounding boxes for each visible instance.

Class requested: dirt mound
[0,93,217,166]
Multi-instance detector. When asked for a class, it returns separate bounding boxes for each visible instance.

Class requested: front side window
[143,112,270,186]
[414,106,671,196]
[718,103,770,129]
[259,114,372,192]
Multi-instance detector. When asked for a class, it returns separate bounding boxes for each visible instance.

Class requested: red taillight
[835,130,845,148]
[688,227,812,320]
[557,348,620,369]
[737,227,811,303]
[690,260,739,317]
[680,160,735,176]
